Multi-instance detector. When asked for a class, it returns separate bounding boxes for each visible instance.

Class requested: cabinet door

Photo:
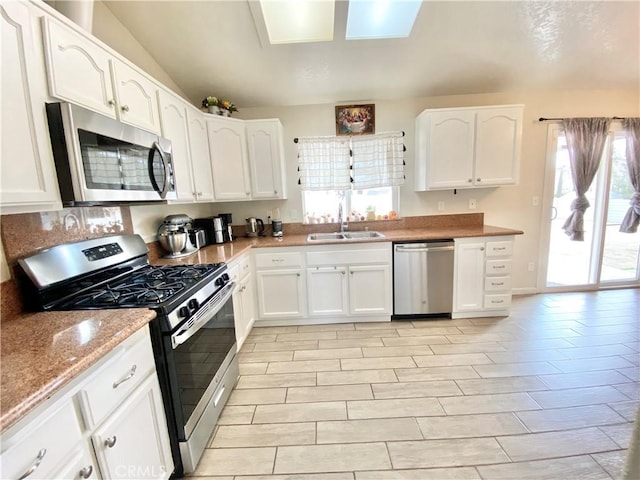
[246,120,286,199]
[475,107,522,186]
[91,375,173,480]
[42,17,116,118]
[239,272,256,345]
[427,110,475,189]
[1,2,60,210]
[186,110,215,202]
[453,242,485,312]
[158,90,194,201]
[111,60,160,133]
[207,117,251,201]
[348,265,391,315]
[307,267,348,316]
[256,269,305,318]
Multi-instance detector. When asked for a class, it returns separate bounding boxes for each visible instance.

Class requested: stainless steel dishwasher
[393,240,455,318]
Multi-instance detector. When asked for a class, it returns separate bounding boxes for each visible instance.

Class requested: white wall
[129,88,638,293]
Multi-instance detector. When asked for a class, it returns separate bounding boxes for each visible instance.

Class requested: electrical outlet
[528,262,535,271]
[437,201,445,211]
[469,199,477,209]
[533,196,540,206]
[266,209,273,220]
[290,209,298,221]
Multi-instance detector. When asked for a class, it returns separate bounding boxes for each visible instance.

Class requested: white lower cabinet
[348,264,392,315]
[0,326,173,480]
[253,243,392,324]
[453,236,515,318]
[228,253,255,349]
[91,375,172,480]
[307,266,348,316]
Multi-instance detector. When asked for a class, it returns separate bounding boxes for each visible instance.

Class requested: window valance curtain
[297,133,405,191]
[620,118,640,233]
[351,132,405,189]
[561,117,611,241]
[297,137,351,191]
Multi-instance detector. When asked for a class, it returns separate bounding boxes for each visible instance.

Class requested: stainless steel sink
[307,231,385,241]
[307,232,346,241]
[343,231,385,239]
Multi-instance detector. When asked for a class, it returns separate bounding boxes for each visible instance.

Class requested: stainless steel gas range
[18,234,239,476]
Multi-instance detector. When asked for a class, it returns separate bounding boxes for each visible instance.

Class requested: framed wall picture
[335,104,375,136]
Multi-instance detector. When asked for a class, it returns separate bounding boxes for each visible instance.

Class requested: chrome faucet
[338,203,348,232]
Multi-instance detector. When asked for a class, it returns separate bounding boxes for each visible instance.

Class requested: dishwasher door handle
[395,245,454,253]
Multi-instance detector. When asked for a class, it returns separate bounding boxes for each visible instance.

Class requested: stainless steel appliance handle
[171,282,235,349]
[148,141,170,199]
[395,245,454,253]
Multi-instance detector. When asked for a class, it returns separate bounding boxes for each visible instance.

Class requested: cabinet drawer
[228,253,251,282]
[485,240,513,257]
[255,251,302,268]
[0,402,82,479]
[484,276,511,292]
[78,332,155,428]
[484,294,511,309]
[486,259,511,275]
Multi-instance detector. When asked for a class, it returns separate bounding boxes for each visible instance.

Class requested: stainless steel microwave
[46,102,176,205]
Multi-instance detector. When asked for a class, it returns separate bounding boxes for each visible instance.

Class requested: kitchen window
[298,133,404,223]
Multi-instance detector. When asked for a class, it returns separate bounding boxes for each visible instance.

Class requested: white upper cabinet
[42,17,160,133]
[1,2,61,212]
[186,108,215,202]
[415,105,523,191]
[474,107,522,186]
[158,90,214,202]
[245,119,287,199]
[207,116,252,201]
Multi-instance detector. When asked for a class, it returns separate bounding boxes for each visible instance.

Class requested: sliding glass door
[541,124,640,290]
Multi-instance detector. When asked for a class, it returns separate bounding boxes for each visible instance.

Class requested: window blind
[351,132,405,189]
[297,137,351,191]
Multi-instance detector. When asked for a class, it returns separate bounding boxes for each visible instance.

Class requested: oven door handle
[171,282,235,349]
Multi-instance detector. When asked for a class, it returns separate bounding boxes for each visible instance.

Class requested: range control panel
[82,242,124,262]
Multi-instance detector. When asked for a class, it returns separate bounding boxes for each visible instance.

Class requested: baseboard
[512,287,539,296]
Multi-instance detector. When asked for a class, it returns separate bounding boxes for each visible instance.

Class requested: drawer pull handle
[492,282,504,286]
[104,436,117,448]
[493,265,505,269]
[79,465,93,479]
[113,364,137,389]
[18,449,46,480]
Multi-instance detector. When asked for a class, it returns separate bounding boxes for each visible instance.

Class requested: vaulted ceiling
[102,1,639,109]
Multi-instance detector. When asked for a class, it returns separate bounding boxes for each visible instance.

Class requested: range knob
[188,298,200,310]
[215,273,229,286]
[179,306,191,319]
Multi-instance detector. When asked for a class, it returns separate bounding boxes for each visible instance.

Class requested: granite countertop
[154,223,523,266]
[0,308,156,434]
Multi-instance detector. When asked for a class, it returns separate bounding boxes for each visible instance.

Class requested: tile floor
[190,289,639,479]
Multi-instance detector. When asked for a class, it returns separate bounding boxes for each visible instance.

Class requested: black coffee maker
[194,214,233,245]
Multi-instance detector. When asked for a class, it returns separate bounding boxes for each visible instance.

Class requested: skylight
[259,0,335,44]
[346,0,422,40]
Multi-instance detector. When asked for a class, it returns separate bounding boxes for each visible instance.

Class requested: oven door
[169,281,237,439]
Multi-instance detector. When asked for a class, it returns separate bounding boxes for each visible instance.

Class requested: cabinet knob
[477,178,481,182]
[274,190,278,194]
[468,179,472,183]
[121,105,130,112]
[104,436,117,448]
[79,465,93,479]
[246,192,250,196]
[296,273,300,277]
[17,449,46,480]
[107,99,116,107]
[480,247,485,251]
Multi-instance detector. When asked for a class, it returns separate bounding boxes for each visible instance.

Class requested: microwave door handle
[148,141,170,199]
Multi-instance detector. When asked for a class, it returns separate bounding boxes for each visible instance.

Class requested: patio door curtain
[351,132,405,189]
[561,118,611,241]
[620,118,640,233]
[297,137,351,191]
